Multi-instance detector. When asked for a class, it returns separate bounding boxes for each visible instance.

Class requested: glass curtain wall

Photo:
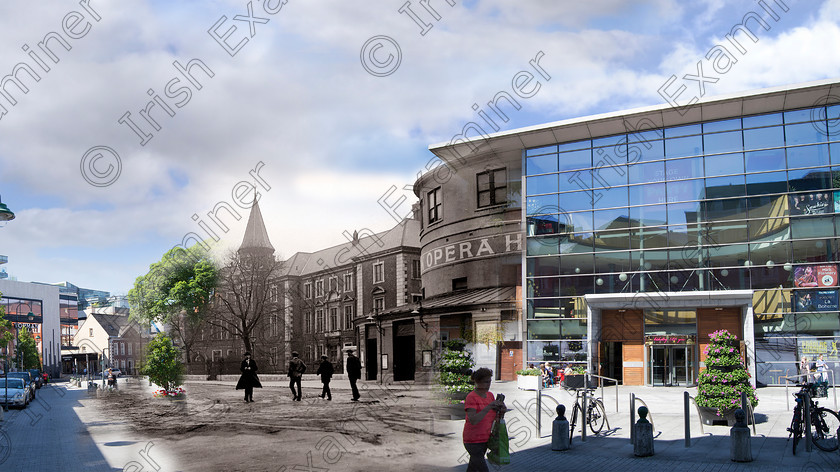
[525,105,840,384]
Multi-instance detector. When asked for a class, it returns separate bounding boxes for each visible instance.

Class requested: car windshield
[0,378,25,389]
[7,373,30,380]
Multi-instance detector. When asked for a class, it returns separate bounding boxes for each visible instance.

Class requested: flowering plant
[696,329,758,415]
[153,387,186,398]
[436,339,475,401]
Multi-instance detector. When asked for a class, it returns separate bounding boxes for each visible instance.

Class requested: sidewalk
[429,382,840,471]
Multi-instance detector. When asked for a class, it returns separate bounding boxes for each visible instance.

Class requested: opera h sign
[421,232,522,273]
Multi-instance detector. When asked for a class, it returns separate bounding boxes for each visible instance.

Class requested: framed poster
[422,350,432,367]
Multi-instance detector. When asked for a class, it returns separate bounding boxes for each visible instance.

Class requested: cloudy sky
[0,0,838,295]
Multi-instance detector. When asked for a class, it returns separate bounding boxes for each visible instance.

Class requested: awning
[377,286,517,316]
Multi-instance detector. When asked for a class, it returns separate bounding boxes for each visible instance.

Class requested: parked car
[109,368,122,378]
[27,369,43,388]
[5,372,36,401]
[0,378,28,408]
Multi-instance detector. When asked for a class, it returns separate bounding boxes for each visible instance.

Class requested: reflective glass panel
[528,277,561,298]
[791,238,832,263]
[595,231,631,252]
[784,108,814,124]
[787,144,830,169]
[791,217,835,239]
[558,149,592,172]
[526,145,558,157]
[560,170,591,191]
[629,161,665,183]
[668,201,702,225]
[528,320,561,340]
[630,226,669,249]
[705,175,745,198]
[527,236,560,256]
[558,140,591,153]
[594,208,630,230]
[526,195,558,215]
[526,154,558,175]
[744,126,784,150]
[665,135,703,158]
[526,174,558,195]
[704,198,747,221]
[745,149,786,173]
[788,167,832,191]
[629,183,667,206]
[706,243,749,267]
[627,129,664,144]
[704,131,743,154]
[592,165,628,189]
[743,112,782,128]
[567,211,593,233]
[666,156,703,181]
[705,153,745,177]
[704,118,741,133]
[560,253,594,275]
[785,123,827,146]
[527,256,559,277]
[746,171,787,195]
[665,123,702,138]
[629,204,667,226]
[595,185,628,209]
[559,191,593,213]
[632,139,665,162]
[527,215,563,235]
[667,178,705,202]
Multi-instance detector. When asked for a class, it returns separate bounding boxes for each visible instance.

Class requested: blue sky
[0,0,838,295]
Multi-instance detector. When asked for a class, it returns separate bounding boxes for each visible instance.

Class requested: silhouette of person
[235,352,261,402]
[316,355,334,400]
[346,349,362,401]
[288,351,307,401]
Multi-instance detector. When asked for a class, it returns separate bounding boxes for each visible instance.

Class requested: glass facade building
[524,100,840,386]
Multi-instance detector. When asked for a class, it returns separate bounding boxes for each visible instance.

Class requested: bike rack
[784,371,837,412]
[585,372,620,413]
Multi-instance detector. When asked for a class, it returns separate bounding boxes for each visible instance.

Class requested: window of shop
[477,168,507,207]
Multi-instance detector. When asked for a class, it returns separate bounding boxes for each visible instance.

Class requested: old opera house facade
[422,79,840,387]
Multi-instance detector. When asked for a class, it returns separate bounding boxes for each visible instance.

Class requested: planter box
[563,374,585,390]
[517,375,540,391]
[697,404,754,426]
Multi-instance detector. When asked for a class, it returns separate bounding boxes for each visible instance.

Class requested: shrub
[140,333,184,393]
[437,338,475,398]
[516,368,541,376]
[696,329,758,415]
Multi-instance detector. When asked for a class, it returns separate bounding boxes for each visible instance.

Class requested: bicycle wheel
[569,404,579,444]
[792,410,802,455]
[587,400,606,434]
[810,407,840,452]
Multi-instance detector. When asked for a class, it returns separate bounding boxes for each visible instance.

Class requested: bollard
[634,406,654,457]
[630,393,636,445]
[552,405,570,451]
[581,390,587,442]
[684,391,690,448]
[730,409,752,462]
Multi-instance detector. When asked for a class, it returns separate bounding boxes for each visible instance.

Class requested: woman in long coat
[236,351,262,402]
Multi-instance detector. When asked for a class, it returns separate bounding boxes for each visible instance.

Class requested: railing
[783,370,837,411]
[585,372,620,412]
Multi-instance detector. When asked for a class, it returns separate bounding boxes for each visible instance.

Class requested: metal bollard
[684,391,690,448]
[730,409,752,462]
[581,390,587,442]
[804,390,813,453]
[630,393,636,445]
[634,406,654,457]
[552,405,570,451]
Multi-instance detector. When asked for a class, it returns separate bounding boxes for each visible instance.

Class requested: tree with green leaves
[141,333,184,392]
[14,327,40,370]
[0,291,15,372]
[128,245,218,371]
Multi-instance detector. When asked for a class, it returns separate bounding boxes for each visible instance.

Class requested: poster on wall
[794,264,839,288]
[795,289,840,312]
[790,192,833,215]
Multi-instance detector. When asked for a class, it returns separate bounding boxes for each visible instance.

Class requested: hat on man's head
[346,349,355,354]
[244,351,251,356]
[321,355,328,360]
[292,351,299,357]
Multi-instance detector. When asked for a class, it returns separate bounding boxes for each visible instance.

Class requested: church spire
[239,195,274,257]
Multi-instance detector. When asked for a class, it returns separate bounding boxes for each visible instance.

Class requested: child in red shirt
[463,367,506,471]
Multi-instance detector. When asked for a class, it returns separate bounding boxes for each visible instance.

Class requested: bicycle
[568,387,607,443]
[787,383,840,454]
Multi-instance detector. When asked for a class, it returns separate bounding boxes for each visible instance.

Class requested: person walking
[800,356,810,383]
[316,355,334,400]
[288,351,307,401]
[463,367,506,472]
[816,354,829,383]
[235,351,261,403]
[346,349,361,401]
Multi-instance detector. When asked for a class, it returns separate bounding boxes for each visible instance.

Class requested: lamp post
[366,309,384,385]
[0,195,15,408]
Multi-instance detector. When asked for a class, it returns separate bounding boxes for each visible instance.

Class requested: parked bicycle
[787,383,840,454]
[568,387,607,443]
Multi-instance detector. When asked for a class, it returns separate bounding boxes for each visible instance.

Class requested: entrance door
[365,338,378,381]
[649,345,693,386]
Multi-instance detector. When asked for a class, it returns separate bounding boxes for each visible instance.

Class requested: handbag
[487,418,510,465]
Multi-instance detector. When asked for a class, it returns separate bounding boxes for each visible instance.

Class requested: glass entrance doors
[649,345,694,386]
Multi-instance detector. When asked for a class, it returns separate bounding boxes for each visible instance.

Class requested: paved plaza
[0,378,839,471]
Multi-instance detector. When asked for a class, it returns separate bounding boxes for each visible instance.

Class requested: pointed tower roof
[239,197,275,256]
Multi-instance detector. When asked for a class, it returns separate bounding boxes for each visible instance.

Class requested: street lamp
[366,310,384,385]
[0,195,14,225]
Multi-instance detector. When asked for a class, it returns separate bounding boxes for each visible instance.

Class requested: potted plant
[563,364,587,389]
[695,329,758,426]
[437,339,475,417]
[516,368,541,390]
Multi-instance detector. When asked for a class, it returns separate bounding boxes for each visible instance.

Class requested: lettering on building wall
[421,232,522,272]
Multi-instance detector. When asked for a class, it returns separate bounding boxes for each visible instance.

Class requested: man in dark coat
[235,352,262,402]
[316,355,334,400]
[288,351,307,401]
[346,349,361,401]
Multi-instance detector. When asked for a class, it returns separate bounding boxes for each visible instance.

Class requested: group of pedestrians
[234,349,363,403]
[799,353,830,383]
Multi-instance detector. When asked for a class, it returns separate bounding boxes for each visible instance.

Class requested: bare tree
[210,249,283,357]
